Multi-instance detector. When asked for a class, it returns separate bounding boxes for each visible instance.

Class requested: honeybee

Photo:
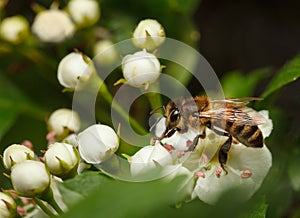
[156,96,264,174]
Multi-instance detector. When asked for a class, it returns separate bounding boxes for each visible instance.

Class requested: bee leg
[186,133,202,152]
[218,135,232,175]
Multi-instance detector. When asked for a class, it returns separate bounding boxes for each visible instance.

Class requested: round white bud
[93,39,118,65]
[57,52,95,90]
[32,9,75,43]
[121,49,161,89]
[11,160,50,198]
[44,142,80,178]
[2,144,35,171]
[47,108,81,140]
[68,0,100,28]
[0,16,29,43]
[132,19,165,50]
[0,192,17,218]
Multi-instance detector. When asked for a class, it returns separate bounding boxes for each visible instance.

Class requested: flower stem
[94,75,148,135]
[34,197,56,217]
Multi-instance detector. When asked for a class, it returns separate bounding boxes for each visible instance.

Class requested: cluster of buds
[0,0,100,45]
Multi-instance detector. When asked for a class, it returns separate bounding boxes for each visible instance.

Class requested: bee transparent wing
[201,98,265,125]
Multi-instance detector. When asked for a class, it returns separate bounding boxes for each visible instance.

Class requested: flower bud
[47,108,81,140]
[93,39,118,65]
[2,144,35,171]
[0,16,29,44]
[129,143,173,178]
[121,49,161,89]
[57,52,95,90]
[44,142,80,178]
[0,192,17,218]
[32,9,75,43]
[68,0,100,28]
[11,160,50,198]
[78,124,119,164]
[132,19,165,50]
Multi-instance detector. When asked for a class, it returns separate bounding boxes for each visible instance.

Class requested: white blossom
[44,142,80,178]
[121,49,161,89]
[0,16,29,43]
[2,144,35,171]
[132,19,165,50]
[57,52,95,90]
[129,143,173,178]
[32,9,75,43]
[78,124,119,164]
[68,0,100,28]
[0,192,17,218]
[47,108,81,140]
[11,160,50,198]
[152,110,273,204]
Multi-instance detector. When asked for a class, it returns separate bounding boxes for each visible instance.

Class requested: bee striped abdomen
[227,122,263,148]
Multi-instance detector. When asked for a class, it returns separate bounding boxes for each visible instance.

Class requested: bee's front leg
[218,135,232,175]
[185,130,205,152]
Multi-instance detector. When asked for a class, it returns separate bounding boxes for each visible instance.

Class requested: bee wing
[210,97,263,106]
[200,98,265,125]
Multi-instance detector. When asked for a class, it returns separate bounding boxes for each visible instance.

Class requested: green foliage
[58,172,186,218]
[222,68,271,98]
[262,54,300,98]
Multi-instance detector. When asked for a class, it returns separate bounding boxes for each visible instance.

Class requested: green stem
[34,197,56,217]
[39,187,64,216]
[145,82,163,113]
[94,76,148,135]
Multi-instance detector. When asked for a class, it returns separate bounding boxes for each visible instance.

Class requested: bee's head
[161,101,182,138]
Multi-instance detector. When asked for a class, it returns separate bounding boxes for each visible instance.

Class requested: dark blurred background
[195,0,300,75]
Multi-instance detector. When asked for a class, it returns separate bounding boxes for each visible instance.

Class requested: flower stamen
[241,170,252,179]
[195,171,206,178]
[215,167,223,178]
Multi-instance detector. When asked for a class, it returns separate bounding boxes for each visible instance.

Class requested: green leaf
[0,73,47,141]
[59,172,185,218]
[239,196,268,218]
[57,172,110,208]
[262,54,300,98]
[221,68,271,98]
[0,107,18,140]
[288,151,300,192]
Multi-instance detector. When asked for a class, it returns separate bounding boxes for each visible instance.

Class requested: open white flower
[121,49,161,89]
[0,16,29,43]
[44,142,80,178]
[132,19,165,50]
[129,143,173,179]
[57,52,95,90]
[78,124,119,164]
[32,9,75,43]
[2,144,35,171]
[0,192,17,218]
[68,0,100,28]
[11,160,50,198]
[47,108,81,140]
[152,110,273,204]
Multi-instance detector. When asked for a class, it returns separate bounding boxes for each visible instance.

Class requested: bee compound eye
[170,109,180,123]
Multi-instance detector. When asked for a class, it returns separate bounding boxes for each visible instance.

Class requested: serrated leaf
[222,68,271,98]
[262,54,300,98]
